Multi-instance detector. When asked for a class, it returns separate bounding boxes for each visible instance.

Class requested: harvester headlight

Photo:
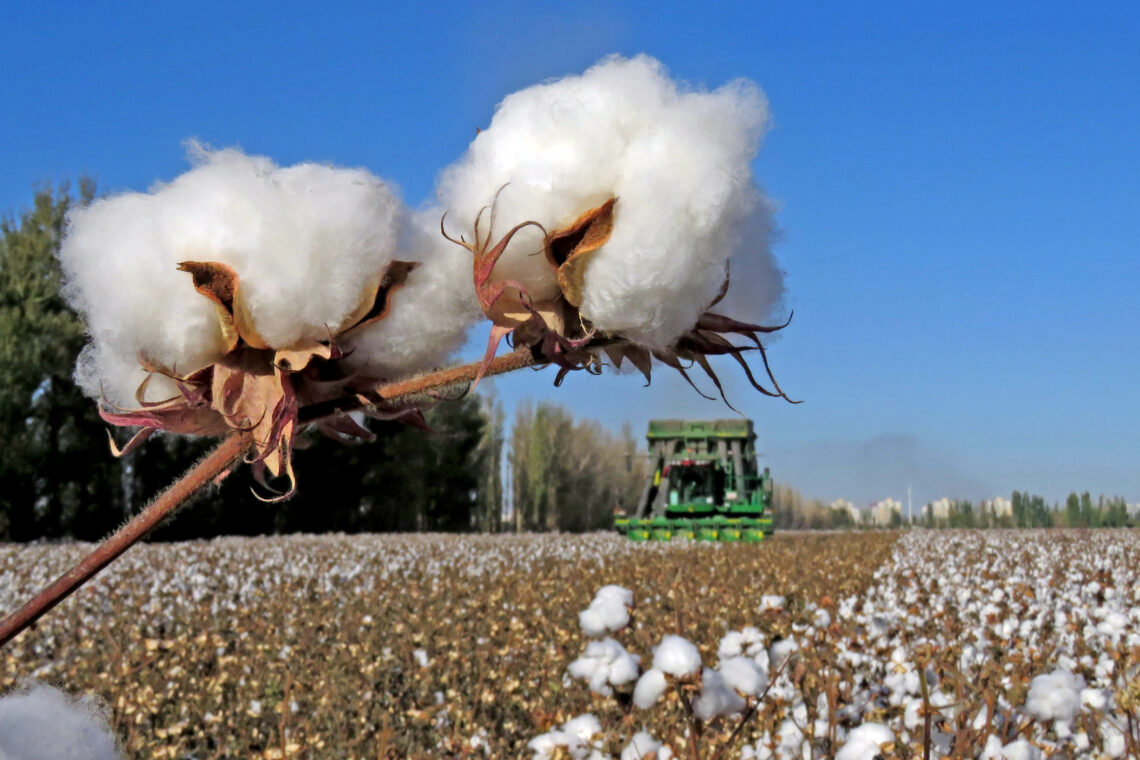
[726,491,738,501]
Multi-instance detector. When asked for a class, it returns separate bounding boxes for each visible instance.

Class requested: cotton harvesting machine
[615,419,774,541]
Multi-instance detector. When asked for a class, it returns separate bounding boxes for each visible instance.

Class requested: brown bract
[446,195,797,405]
[100,260,420,501]
[443,194,616,390]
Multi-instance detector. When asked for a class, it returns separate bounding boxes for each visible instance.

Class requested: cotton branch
[0,347,539,648]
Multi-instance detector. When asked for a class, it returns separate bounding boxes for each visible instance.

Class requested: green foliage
[770,483,865,530]
[0,181,125,540]
[473,394,506,532]
[509,400,643,531]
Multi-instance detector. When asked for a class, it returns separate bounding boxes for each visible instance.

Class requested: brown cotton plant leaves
[100,259,418,501]
[447,195,796,405]
[0,532,900,758]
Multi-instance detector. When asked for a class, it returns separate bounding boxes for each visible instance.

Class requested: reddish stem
[0,433,249,647]
[0,347,540,648]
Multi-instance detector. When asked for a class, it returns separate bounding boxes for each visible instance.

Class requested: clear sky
[2,1,1137,508]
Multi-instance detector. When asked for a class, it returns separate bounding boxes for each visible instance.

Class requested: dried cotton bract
[60,146,436,497]
[439,55,793,399]
[339,208,485,378]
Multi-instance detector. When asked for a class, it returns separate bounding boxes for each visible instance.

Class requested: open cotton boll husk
[438,53,780,351]
[341,207,484,379]
[60,144,402,406]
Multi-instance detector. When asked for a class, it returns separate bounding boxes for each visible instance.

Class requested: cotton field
[1,530,1137,759]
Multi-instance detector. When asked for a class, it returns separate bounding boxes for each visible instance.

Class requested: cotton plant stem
[0,433,249,648]
[299,344,540,424]
[0,347,541,648]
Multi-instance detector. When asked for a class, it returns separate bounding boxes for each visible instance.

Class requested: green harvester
[615,419,774,542]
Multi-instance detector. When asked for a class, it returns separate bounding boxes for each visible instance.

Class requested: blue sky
[2,1,1137,508]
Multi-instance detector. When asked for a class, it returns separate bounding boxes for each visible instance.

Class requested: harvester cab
[615,419,774,541]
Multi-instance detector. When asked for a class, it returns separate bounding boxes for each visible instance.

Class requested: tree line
[507,400,645,532]
[918,491,1134,530]
[771,485,1135,531]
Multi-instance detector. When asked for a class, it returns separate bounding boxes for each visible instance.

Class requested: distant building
[986,497,1013,520]
[869,498,902,526]
[924,498,953,522]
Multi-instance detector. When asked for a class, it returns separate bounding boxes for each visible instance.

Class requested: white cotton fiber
[60,144,403,406]
[560,713,601,745]
[528,714,600,760]
[718,656,768,697]
[718,627,766,661]
[438,54,782,350]
[579,585,633,637]
[633,668,668,709]
[693,668,747,721]
[567,638,640,696]
[621,731,673,760]
[340,207,483,379]
[1025,669,1085,721]
[759,595,785,612]
[0,683,123,760]
[998,738,1044,760]
[835,723,894,760]
[594,585,634,606]
[652,634,702,678]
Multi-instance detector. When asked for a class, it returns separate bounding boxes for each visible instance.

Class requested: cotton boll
[243,159,402,347]
[568,638,640,696]
[774,718,806,757]
[1079,687,1108,710]
[528,730,570,760]
[718,631,745,659]
[1096,610,1128,638]
[835,723,894,760]
[759,595,785,612]
[528,715,600,760]
[770,638,797,669]
[621,731,672,760]
[341,207,483,379]
[1101,721,1126,758]
[0,683,123,760]
[60,145,402,405]
[633,668,668,709]
[1025,669,1085,721]
[693,668,747,721]
[438,54,780,350]
[578,607,610,638]
[718,628,766,661]
[578,587,632,637]
[999,738,1043,760]
[903,699,922,731]
[719,656,768,697]
[652,634,702,678]
[979,735,1004,760]
[594,585,634,607]
[560,714,601,746]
